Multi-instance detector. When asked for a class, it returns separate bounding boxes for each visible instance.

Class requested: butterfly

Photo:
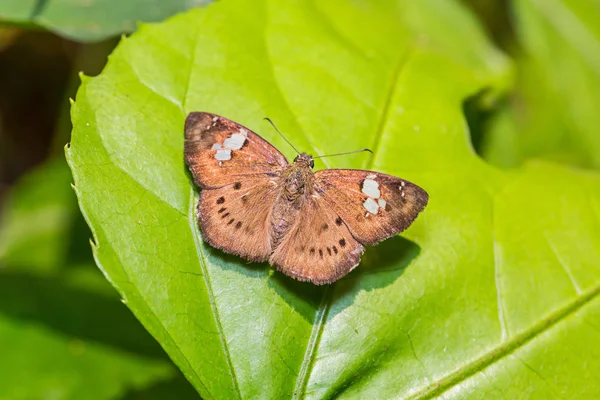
[184,112,428,285]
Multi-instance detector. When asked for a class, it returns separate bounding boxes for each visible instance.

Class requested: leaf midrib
[365,46,414,171]
[290,38,413,398]
[188,189,243,399]
[66,121,211,397]
[181,21,243,399]
[291,286,332,400]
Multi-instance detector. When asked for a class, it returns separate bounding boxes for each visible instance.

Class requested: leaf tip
[64,142,71,158]
[78,71,90,84]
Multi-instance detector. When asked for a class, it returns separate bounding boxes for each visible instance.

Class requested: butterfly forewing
[185,112,287,261]
[184,112,288,188]
[270,197,364,284]
[198,179,279,262]
[315,169,428,245]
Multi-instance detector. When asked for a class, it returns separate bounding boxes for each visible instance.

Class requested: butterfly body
[278,155,312,203]
[185,112,428,285]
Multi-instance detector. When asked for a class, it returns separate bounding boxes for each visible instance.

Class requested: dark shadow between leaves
[463,86,508,158]
[64,205,96,265]
[0,270,168,360]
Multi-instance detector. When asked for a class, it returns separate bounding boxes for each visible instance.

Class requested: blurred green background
[0,0,598,398]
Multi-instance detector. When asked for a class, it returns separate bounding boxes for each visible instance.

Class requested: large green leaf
[0,0,210,42]
[482,0,600,169]
[67,0,600,398]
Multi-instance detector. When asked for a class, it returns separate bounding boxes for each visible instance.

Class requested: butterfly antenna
[264,117,300,155]
[313,148,373,159]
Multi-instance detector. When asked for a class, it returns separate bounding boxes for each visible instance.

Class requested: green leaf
[0,0,211,42]
[481,0,600,169]
[0,0,36,24]
[67,1,600,398]
[0,159,199,399]
[0,157,76,273]
[0,274,174,400]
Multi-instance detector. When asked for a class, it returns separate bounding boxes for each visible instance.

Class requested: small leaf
[67,0,600,398]
[0,0,212,42]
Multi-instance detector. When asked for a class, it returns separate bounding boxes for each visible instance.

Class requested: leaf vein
[514,354,565,399]
[544,232,582,294]
[73,162,211,395]
[365,46,413,170]
[409,282,600,399]
[292,285,333,399]
[188,189,243,399]
[492,208,508,341]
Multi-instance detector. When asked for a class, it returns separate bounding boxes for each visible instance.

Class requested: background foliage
[1,0,599,399]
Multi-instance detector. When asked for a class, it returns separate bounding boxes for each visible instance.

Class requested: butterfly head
[293,153,314,169]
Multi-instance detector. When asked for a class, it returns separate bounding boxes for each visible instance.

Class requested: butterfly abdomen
[270,200,300,249]
[269,162,314,249]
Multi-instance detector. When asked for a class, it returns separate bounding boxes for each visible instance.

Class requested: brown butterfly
[184,112,428,285]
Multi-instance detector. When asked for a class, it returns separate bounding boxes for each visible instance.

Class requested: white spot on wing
[211,143,222,150]
[212,116,218,122]
[378,199,386,209]
[361,179,381,199]
[215,149,232,161]
[363,198,379,215]
[366,174,377,179]
[239,128,249,137]
[223,133,246,150]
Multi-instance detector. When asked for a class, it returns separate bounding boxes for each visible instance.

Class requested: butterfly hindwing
[315,169,428,245]
[269,197,364,284]
[184,112,288,188]
[198,178,279,262]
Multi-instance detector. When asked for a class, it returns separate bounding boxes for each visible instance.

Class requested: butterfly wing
[314,169,428,245]
[269,197,365,284]
[185,112,287,260]
[184,112,288,188]
[198,178,280,261]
